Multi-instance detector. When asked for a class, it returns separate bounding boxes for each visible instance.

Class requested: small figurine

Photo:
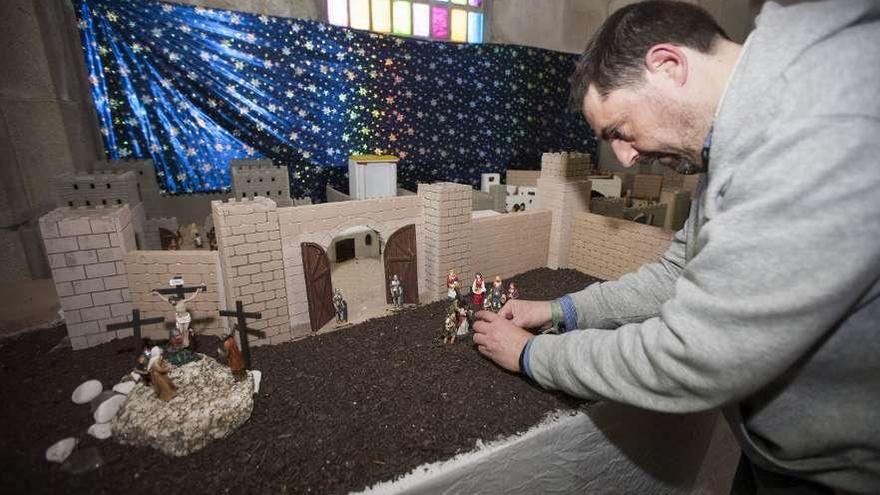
[167,237,178,251]
[332,288,348,324]
[390,274,404,309]
[133,343,152,385]
[442,313,457,344]
[450,298,471,337]
[507,282,520,300]
[193,232,203,249]
[446,269,461,301]
[217,326,247,380]
[152,286,203,351]
[147,346,177,401]
[471,272,486,308]
[490,275,506,312]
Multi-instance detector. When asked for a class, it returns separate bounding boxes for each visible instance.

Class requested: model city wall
[40,153,679,350]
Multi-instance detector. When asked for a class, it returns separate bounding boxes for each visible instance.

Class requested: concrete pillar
[535,152,593,269]
[39,204,136,350]
[418,182,473,302]
[212,197,289,345]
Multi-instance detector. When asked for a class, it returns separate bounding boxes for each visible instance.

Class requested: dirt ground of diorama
[1,268,600,495]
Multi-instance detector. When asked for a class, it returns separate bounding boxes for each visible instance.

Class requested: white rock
[88,422,113,440]
[93,394,126,424]
[130,372,141,382]
[46,438,77,463]
[113,356,254,457]
[251,370,262,395]
[71,380,102,404]
[113,381,136,395]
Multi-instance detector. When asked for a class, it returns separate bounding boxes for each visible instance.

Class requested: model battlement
[53,171,142,209]
[231,159,292,206]
[540,152,593,180]
[39,203,130,223]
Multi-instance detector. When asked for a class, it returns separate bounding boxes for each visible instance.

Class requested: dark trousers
[730,452,835,495]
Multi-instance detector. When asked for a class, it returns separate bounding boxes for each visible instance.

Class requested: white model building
[348,155,399,200]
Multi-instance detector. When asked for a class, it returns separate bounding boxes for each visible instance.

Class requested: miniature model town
[0,143,710,494]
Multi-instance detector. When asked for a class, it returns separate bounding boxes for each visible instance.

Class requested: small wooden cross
[107,309,165,343]
[219,301,263,370]
[153,283,207,301]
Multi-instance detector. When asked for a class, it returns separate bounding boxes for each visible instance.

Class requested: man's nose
[610,140,638,167]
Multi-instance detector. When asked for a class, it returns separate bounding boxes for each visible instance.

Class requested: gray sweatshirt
[524,1,880,492]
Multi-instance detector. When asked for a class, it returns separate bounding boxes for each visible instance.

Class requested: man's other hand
[497,299,553,331]
[473,311,534,373]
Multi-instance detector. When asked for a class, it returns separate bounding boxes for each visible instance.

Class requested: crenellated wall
[212,197,289,345]
[38,204,137,349]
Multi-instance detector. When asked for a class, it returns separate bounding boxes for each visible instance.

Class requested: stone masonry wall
[124,250,227,341]
[212,197,288,346]
[277,195,424,337]
[419,182,472,302]
[535,153,593,269]
[39,204,137,350]
[470,210,551,281]
[568,212,674,281]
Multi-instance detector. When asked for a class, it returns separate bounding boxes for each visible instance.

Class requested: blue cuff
[558,294,578,332]
[520,337,535,380]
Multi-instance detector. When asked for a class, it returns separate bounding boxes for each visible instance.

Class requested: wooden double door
[301,224,419,332]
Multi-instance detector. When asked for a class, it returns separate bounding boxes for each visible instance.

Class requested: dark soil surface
[0,268,600,495]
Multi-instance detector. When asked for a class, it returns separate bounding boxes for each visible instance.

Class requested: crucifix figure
[219,300,264,370]
[106,309,165,349]
[151,280,207,351]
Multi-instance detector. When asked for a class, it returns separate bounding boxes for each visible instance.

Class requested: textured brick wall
[505,169,541,187]
[419,183,472,302]
[212,197,288,346]
[470,210,551,281]
[39,204,137,349]
[535,153,592,269]
[278,195,423,336]
[569,212,674,281]
[125,250,227,341]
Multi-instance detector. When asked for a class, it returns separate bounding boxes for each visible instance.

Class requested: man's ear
[645,44,688,86]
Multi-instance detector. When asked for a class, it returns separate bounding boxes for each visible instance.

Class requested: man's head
[570,1,740,174]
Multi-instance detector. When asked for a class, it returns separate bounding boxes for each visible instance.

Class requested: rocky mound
[112,356,255,457]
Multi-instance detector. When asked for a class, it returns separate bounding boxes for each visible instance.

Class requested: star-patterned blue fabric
[74,0,597,201]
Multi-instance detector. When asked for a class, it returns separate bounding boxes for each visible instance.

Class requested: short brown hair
[569,0,729,110]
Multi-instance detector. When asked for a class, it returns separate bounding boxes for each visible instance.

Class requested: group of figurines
[134,284,247,402]
[442,270,519,344]
[164,225,218,251]
[329,273,409,327]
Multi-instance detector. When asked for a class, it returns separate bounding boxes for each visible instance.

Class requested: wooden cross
[153,283,208,301]
[107,309,165,344]
[219,301,263,370]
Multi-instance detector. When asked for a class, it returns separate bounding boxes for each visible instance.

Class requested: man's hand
[472,311,535,373]
[497,299,553,331]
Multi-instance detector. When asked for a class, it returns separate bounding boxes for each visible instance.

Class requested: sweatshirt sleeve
[525,117,880,412]
[558,224,689,330]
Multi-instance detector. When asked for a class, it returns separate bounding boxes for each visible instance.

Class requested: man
[472,1,880,493]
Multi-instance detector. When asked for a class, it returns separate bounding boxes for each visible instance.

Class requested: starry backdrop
[74,0,598,201]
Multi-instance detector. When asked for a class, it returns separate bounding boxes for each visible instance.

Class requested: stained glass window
[450,9,467,42]
[412,3,430,37]
[392,1,412,35]
[328,0,485,43]
[371,0,392,33]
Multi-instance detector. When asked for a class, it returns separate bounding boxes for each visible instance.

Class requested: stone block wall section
[212,197,289,346]
[535,153,593,269]
[143,216,179,250]
[568,212,675,281]
[125,250,227,341]
[39,204,138,350]
[470,210,551,282]
[419,182,473,302]
[277,195,424,337]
